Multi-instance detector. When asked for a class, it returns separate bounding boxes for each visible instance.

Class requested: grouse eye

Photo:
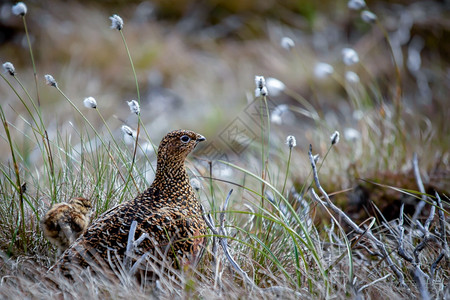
[180,135,191,143]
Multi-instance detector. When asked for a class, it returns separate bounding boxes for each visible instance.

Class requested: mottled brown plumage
[42,197,92,255]
[51,130,207,277]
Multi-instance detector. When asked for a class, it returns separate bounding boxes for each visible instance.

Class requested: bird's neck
[153,156,189,188]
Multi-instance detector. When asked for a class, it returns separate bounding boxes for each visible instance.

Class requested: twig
[129,252,150,276]
[220,189,231,235]
[430,253,444,278]
[397,189,434,297]
[413,200,435,264]
[358,243,383,258]
[202,190,256,288]
[435,192,449,261]
[123,220,150,276]
[423,199,435,232]
[357,273,391,293]
[261,286,303,298]
[412,153,427,224]
[431,192,449,277]
[242,204,255,233]
[307,145,406,286]
[398,204,413,262]
[124,221,138,270]
[412,266,430,300]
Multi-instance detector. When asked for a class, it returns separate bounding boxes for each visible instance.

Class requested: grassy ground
[0,1,449,299]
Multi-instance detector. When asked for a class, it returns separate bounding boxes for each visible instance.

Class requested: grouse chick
[52,130,207,277]
[42,197,92,255]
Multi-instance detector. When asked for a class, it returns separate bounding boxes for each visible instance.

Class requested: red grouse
[51,130,207,277]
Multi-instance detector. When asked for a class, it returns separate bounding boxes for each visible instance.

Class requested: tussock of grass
[1,1,449,299]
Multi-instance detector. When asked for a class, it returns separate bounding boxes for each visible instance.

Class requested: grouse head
[157,129,206,168]
[68,197,93,215]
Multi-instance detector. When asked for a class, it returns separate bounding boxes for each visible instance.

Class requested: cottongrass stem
[280,37,295,51]
[110,14,124,31]
[255,75,268,97]
[342,48,359,66]
[127,100,140,115]
[140,142,154,156]
[44,74,57,87]
[83,97,97,109]
[15,0,40,107]
[2,62,16,76]
[282,135,296,196]
[12,2,27,16]
[331,131,340,145]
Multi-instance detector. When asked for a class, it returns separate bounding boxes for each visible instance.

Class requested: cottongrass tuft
[190,178,202,192]
[110,14,124,31]
[121,125,135,137]
[271,104,289,125]
[12,2,27,16]
[344,128,361,141]
[280,37,295,51]
[121,125,136,145]
[83,97,97,109]
[2,62,16,76]
[254,75,268,97]
[44,74,57,87]
[313,154,320,164]
[345,71,360,83]
[127,100,140,115]
[331,131,340,145]
[266,77,285,96]
[286,135,297,148]
[361,10,377,23]
[347,0,366,10]
[342,48,359,66]
[314,62,334,79]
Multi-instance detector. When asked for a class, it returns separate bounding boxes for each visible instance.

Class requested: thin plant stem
[119,29,142,193]
[281,147,292,197]
[0,105,27,253]
[119,30,140,103]
[22,16,40,107]
[11,75,56,198]
[54,86,136,191]
[258,98,265,231]
[257,95,271,229]
[1,74,56,201]
[299,143,333,197]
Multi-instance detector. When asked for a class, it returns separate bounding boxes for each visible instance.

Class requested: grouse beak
[196,135,206,143]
